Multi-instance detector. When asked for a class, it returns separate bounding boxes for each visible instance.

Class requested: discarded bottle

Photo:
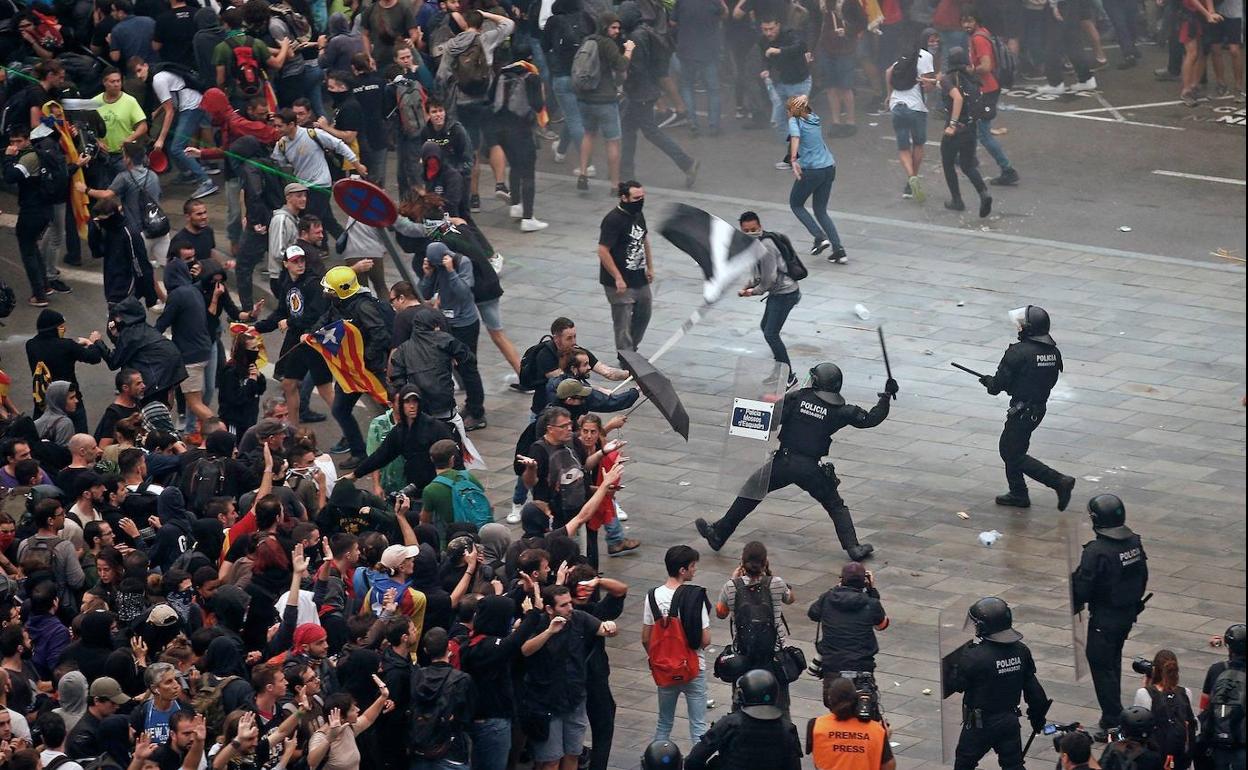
[854,303,870,320]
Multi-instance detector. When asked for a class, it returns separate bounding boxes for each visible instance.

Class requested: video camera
[1131,656,1153,677]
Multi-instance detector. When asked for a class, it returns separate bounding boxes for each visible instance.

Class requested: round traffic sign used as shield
[333,178,397,228]
[148,147,169,173]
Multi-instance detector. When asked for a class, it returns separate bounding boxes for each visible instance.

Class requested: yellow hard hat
[321,265,360,300]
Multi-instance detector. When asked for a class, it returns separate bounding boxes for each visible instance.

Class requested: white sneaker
[1034,82,1068,95]
[503,372,520,385]
[615,506,629,522]
[507,503,523,524]
[521,218,549,232]
[489,253,505,274]
[551,140,566,163]
[585,165,597,178]
[1070,77,1098,92]
[509,204,523,219]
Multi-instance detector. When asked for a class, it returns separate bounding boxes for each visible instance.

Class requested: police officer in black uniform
[695,363,895,561]
[1099,707,1165,770]
[1072,494,1149,741]
[642,740,683,770]
[946,597,1051,770]
[978,305,1077,510]
[686,669,803,770]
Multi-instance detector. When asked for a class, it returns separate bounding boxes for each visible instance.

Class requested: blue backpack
[432,471,493,527]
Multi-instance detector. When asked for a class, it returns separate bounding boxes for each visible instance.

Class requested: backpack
[452,35,492,98]
[1146,687,1194,763]
[0,280,14,320]
[890,49,920,91]
[395,78,429,138]
[570,37,602,94]
[1102,741,1147,770]
[0,82,32,139]
[974,29,1017,89]
[407,671,455,760]
[730,577,779,668]
[761,231,807,281]
[646,588,700,686]
[431,471,493,528]
[191,673,240,740]
[181,456,226,513]
[954,71,990,124]
[127,170,169,238]
[1207,667,1246,747]
[227,37,265,97]
[269,3,313,51]
[492,69,533,119]
[517,336,555,390]
[34,145,68,202]
[151,61,212,96]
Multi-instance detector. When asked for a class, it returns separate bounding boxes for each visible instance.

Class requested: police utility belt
[1006,401,1042,421]
[963,705,1021,728]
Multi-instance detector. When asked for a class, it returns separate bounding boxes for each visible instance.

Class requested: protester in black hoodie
[388,305,480,421]
[461,595,541,770]
[420,140,468,218]
[25,309,104,432]
[60,609,118,682]
[807,561,888,679]
[93,297,188,406]
[216,330,267,436]
[149,488,195,572]
[409,628,475,764]
[87,195,159,308]
[343,385,456,496]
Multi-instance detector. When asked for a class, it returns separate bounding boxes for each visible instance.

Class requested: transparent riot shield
[1062,509,1092,682]
[939,599,978,765]
[716,358,789,501]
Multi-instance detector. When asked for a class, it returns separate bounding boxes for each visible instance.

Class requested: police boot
[695,518,726,552]
[847,543,875,561]
[1054,475,1076,511]
[995,492,1031,508]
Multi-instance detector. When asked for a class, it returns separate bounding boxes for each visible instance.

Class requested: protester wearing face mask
[87,196,159,308]
[315,71,364,180]
[737,211,801,391]
[596,181,654,358]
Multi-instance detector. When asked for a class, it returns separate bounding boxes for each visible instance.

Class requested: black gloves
[979,374,994,390]
[1029,714,1047,733]
[884,378,899,396]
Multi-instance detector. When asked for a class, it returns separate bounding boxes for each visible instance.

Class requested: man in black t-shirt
[349,53,389,188]
[597,181,654,357]
[153,0,198,67]
[95,369,145,446]
[174,199,219,264]
[518,406,587,528]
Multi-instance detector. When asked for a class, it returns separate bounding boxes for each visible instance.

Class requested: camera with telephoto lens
[389,482,421,506]
[1131,656,1153,677]
[1044,721,1085,752]
[851,673,882,722]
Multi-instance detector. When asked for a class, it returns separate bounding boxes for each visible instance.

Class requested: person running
[784,95,847,264]
[938,48,992,219]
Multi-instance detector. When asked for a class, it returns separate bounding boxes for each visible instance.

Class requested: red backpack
[229,38,264,97]
[647,588,700,686]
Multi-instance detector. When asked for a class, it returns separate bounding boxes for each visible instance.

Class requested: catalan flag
[302,320,388,405]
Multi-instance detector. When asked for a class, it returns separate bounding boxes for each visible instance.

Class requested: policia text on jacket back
[945,597,1051,770]
[696,362,897,561]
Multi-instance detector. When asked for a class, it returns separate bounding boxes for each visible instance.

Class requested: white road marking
[1070,100,1187,114]
[1094,93,1125,122]
[1000,104,1184,131]
[1152,170,1247,186]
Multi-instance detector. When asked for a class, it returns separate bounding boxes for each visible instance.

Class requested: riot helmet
[1009,305,1056,345]
[1225,623,1246,657]
[810,363,845,406]
[1119,706,1153,740]
[967,597,1023,643]
[735,669,783,720]
[1088,494,1134,539]
[641,741,683,770]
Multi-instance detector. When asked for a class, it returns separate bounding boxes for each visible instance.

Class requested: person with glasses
[516,405,590,532]
[16,500,85,616]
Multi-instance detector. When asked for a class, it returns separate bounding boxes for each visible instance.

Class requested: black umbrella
[618,350,690,441]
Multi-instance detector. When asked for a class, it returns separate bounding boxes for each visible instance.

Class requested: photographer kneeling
[1058,730,1096,770]
[807,677,895,770]
[1101,707,1165,770]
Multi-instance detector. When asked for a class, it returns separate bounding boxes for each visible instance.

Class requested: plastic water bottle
[854,304,871,321]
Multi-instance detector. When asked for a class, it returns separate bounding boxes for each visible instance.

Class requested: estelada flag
[302,320,387,405]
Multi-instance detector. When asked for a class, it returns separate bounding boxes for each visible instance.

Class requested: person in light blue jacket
[786,95,847,265]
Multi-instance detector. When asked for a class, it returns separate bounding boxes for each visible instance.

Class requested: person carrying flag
[311,266,392,470]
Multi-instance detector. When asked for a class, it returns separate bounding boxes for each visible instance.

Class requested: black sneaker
[470,194,482,212]
[990,168,1020,186]
[847,543,874,561]
[576,174,589,191]
[944,199,966,212]
[463,414,487,432]
[902,181,914,199]
[1055,475,1076,511]
[48,279,73,294]
[827,248,848,265]
[786,372,798,390]
[979,195,993,218]
[695,517,724,552]
[994,493,1031,508]
[810,239,831,256]
[494,183,511,201]
[328,439,352,455]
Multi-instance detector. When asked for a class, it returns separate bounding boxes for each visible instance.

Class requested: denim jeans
[1102,0,1139,58]
[224,176,242,246]
[170,108,209,184]
[332,385,366,456]
[469,718,510,770]
[655,668,708,745]
[761,290,800,366]
[975,92,1012,173]
[552,75,586,155]
[771,78,811,143]
[788,164,843,248]
[678,56,721,130]
[39,202,66,281]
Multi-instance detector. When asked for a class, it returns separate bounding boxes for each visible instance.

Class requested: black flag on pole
[660,204,767,304]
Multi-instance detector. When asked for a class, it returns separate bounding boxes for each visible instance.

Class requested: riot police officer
[947,597,1051,770]
[1099,707,1165,770]
[642,740,683,770]
[685,669,804,770]
[978,305,1076,510]
[696,363,896,561]
[1071,494,1149,741]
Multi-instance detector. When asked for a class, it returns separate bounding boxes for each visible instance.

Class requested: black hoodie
[60,610,117,682]
[351,384,456,489]
[93,297,188,395]
[387,306,475,419]
[89,210,159,307]
[25,310,103,409]
[460,596,542,720]
[807,584,887,671]
[409,661,476,761]
[419,141,467,217]
[542,0,596,76]
[155,258,213,365]
[149,487,195,572]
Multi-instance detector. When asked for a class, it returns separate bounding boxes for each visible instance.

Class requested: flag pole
[609,303,708,395]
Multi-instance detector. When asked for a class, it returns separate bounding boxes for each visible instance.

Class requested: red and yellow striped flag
[302,320,387,405]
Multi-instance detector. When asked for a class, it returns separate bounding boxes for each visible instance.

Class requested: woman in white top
[1132,649,1197,770]
[715,541,796,717]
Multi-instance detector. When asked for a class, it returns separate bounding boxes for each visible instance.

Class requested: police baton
[878,327,896,400]
[951,362,988,379]
[1022,699,1054,755]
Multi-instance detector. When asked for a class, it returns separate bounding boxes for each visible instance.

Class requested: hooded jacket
[155,259,213,366]
[211,584,251,640]
[542,0,597,77]
[416,243,479,329]
[60,611,116,682]
[408,661,476,761]
[388,305,476,419]
[53,671,89,734]
[352,384,457,488]
[319,13,364,72]
[25,310,103,410]
[255,264,330,343]
[198,88,283,168]
[435,15,516,107]
[618,1,663,102]
[461,596,542,720]
[579,12,631,103]
[193,8,226,85]
[232,135,281,233]
[807,584,887,671]
[419,141,467,217]
[93,297,188,394]
[89,208,158,306]
[149,487,195,571]
[415,118,472,175]
[201,636,255,713]
[34,380,75,445]
[312,289,392,374]
[27,610,71,680]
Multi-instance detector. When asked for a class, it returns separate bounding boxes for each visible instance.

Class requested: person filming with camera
[807,562,889,698]
[807,676,895,770]
[1100,707,1165,770]
[1131,651,1197,770]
